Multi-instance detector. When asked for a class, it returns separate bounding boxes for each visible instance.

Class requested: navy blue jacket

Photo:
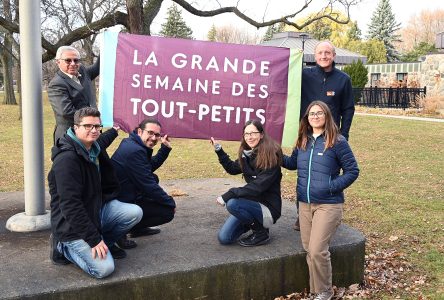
[49,128,119,248]
[283,135,359,204]
[111,132,176,208]
[216,149,282,223]
[301,64,354,140]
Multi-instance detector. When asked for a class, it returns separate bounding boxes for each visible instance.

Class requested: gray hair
[55,46,80,59]
[74,107,101,125]
[314,41,336,55]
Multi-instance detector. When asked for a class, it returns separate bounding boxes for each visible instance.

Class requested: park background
[1,0,444,299]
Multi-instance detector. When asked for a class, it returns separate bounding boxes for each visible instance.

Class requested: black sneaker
[49,234,71,265]
[128,227,161,238]
[116,236,137,249]
[238,228,270,247]
[109,244,127,259]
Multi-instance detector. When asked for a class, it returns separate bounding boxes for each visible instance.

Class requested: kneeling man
[49,107,142,278]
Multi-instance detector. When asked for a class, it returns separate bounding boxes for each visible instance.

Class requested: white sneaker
[313,289,334,300]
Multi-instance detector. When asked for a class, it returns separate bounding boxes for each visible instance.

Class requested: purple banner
[113,33,290,142]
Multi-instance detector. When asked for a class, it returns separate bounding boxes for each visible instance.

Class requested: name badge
[317,153,323,156]
[326,91,335,96]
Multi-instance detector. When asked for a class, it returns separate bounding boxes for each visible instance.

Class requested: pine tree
[342,60,368,88]
[347,21,361,41]
[159,4,193,39]
[207,24,217,41]
[342,60,368,103]
[261,23,285,42]
[367,0,401,62]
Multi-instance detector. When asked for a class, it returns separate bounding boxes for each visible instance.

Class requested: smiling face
[314,42,336,72]
[137,122,161,149]
[243,124,263,149]
[57,50,80,76]
[308,104,326,133]
[74,116,101,149]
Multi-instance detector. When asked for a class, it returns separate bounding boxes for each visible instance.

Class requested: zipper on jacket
[307,138,316,203]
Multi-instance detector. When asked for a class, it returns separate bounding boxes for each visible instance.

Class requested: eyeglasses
[243,131,261,138]
[77,124,103,131]
[308,111,325,118]
[143,129,161,138]
[59,58,80,64]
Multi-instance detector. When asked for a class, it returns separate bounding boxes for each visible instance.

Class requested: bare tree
[0,0,359,109]
[1,0,358,62]
[213,25,260,45]
[398,9,444,52]
[0,0,17,105]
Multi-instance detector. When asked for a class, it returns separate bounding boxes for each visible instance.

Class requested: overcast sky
[149,0,444,40]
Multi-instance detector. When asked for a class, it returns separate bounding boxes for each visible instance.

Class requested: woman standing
[283,101,359,300]
[211,119,283,247]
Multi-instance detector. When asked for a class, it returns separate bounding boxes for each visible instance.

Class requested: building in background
[260,32,367,66]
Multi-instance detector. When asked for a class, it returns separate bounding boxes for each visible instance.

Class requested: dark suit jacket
[48,57,100,144]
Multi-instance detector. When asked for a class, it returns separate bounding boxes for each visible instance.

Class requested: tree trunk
[143,0,163,35]
[2,0,17,105]
[126,0,144,33]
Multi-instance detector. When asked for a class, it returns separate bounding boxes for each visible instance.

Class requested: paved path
[0,178,365,300]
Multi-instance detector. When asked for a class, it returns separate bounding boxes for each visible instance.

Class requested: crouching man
[111,118,176,248]
[48,107,142,278]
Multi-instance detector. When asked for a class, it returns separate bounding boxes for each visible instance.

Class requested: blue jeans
[59,200,143,278]
[218,198,264,245]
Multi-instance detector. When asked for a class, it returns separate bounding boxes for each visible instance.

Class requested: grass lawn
[0,94,443,298]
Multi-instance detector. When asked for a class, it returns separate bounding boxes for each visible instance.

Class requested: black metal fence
[353,87,427,109]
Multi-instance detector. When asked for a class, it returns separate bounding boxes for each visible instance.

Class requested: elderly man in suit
[48,46,100,144]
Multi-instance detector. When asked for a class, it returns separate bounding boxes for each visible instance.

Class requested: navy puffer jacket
[283,134,359,204]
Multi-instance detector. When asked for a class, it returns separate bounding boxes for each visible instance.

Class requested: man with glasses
[48,45,100,144]
[48,107,142,278]
[111,118,176,249]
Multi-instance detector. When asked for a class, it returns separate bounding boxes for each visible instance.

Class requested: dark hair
[238,119,282,170]
[74,107,101,125]
[296,101,338,151]
[137,118,162,131]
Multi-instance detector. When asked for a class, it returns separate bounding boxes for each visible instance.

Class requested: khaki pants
[299,202,343,293]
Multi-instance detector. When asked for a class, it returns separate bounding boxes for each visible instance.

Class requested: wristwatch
[214,143,222,152]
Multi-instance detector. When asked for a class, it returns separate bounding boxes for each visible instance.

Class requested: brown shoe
[293,218,300,231]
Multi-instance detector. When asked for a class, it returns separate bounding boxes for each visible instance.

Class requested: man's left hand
[162,134,171,148]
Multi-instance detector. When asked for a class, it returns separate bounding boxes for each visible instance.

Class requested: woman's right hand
[210,137,222,151]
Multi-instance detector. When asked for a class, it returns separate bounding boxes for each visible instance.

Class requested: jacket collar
[129,131,154,157]
[57,69,83,90]
[315,61,336,76]
[66,127,101,163]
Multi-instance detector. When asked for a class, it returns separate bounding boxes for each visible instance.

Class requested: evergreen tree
[309,19,332,40]
[262,22,285,42]
[342,60,368,88]
[367,0,401,62]
[400,42,437,62]
[347,21,361,41]
[342,60,368,103]
[207,24,217,41]
[159,4,193,39]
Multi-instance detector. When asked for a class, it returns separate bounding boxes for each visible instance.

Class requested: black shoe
[49,234,71,265]
[128,227,161,238]
[238,222,270,247]
[109,244,127,259]
[116,236,137,249]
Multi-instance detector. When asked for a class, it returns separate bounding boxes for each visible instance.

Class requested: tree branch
[172,0,355,30]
